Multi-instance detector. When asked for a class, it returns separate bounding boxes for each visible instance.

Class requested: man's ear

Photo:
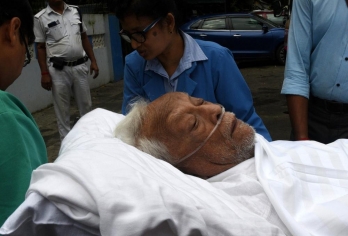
[165,13,175,33]
[5,17,22,46]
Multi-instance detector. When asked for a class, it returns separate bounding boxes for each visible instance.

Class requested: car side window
[266,14,284,26]
[190,20,202,29]
[201,18,226,30]
[231,17,263,30]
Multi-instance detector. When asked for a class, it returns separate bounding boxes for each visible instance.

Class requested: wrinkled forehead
[142,92,190,135]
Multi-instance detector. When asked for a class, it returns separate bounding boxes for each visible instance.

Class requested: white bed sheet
[0,108,286,236]
[255,136,348,236]
[1,108,348,236]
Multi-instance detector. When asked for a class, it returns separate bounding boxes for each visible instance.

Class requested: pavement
[238,61,291,141]
[32,61,291,163]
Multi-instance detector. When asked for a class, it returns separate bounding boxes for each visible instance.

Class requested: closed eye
[196,98,205,106]
[190,116,199,131]
[193,118,199,130]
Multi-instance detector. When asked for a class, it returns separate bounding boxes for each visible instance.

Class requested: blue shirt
[281,0,348,103]
[145,32,207,92]
[122,32,272,141]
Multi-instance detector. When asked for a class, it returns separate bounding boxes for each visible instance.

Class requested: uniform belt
[310,95,348,113]
[63,56,88,66]
[50,56,88,67]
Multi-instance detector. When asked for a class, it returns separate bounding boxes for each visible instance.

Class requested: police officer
[34,0,99,140]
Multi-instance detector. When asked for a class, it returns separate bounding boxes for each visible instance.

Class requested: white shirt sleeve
[33,18,46,43]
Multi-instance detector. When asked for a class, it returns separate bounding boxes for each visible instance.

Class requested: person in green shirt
[0,0,47,226]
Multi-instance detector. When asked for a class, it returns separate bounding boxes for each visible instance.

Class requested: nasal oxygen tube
[174,105,225,166]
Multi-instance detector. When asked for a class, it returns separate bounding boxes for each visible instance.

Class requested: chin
[142,54,156,61]
[232,122,255,163]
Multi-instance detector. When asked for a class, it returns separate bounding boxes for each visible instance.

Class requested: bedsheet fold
[255,136,348,236]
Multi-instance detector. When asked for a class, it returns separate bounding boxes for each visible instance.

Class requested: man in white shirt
[34,0,99,140]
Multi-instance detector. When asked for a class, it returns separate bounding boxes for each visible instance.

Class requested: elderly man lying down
[115,91,256,179]
[1,93,348,236]
[115,92,348,234]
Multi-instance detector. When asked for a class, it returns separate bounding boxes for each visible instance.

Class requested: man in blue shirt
[281,0,348,143]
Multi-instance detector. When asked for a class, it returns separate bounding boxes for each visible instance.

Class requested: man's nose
[204,103,225,125]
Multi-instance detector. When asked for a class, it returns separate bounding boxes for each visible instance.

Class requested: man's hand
[81,32,99,79]
[41,73,52,91]
[90,61,99,79]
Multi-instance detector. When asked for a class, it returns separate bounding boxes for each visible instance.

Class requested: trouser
[49,62,92,140]
[291,97,348,144]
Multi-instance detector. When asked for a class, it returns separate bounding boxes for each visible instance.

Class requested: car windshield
[251,13,281,27]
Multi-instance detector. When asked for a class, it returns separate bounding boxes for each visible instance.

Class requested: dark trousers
[291,98,348,144]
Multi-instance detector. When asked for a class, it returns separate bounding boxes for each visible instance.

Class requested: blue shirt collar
[145,31,208,79]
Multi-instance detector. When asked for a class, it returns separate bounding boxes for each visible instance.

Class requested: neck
[49,1,65,14]
[157,32,184,77]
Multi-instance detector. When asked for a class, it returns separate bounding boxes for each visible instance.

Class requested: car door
[191,17,231,48]
[228,16,274,59]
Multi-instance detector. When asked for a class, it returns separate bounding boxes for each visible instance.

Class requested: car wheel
[275,43,286,65]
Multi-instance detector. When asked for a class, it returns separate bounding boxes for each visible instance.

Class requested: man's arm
[81,32,99,79]
[281,0,312,140]
[36,42,52,91]
[33,14,52,91]
[286,95,309,140]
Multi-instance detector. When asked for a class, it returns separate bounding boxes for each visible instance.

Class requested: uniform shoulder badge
[34,8,47,19]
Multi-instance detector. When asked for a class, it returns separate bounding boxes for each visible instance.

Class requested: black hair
[110,0,182,30]
[0,0,35,45]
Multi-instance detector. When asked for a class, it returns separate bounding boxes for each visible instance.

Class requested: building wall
[6,14,123,113]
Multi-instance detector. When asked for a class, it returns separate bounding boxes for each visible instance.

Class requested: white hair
[114,98,175,164]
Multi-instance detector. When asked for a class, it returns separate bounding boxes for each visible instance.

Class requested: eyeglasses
[119,17,162,43]
[20,29,31,67]
[174,105,226,166]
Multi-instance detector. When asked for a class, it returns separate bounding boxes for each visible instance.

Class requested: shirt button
[337,84,341,87]
[345,57,348,61]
